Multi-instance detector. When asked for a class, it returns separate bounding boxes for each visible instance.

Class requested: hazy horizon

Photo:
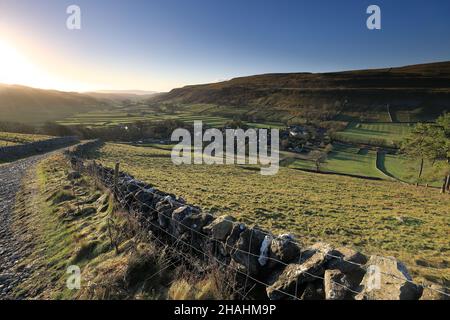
[1,58,450,94]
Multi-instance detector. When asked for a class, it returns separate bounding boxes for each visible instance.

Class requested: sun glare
[0,39,103,92]
[0,40,39,85]
[0,39,77,91]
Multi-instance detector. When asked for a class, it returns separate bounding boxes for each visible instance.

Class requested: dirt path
[0,154,51,299]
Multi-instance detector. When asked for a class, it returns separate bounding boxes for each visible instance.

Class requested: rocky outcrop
[65,154,441,300]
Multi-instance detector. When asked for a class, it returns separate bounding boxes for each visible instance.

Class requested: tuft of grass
[168,280,192,300]
[124,244,172,294]
[51,190,75,204]
[72,240,102,263]
[168,271,233,300]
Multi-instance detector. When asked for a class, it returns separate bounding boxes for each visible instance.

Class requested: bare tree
[310,149,329,173]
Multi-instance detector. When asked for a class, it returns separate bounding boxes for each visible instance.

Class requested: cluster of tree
[401,113,450,193]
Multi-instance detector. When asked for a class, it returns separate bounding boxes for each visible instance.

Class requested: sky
[0,0,449,92]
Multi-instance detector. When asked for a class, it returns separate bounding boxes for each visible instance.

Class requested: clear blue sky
[0,0,449,91]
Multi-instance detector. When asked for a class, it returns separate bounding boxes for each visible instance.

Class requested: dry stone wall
[0,136,79,161]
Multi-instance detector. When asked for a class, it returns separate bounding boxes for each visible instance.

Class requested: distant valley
[1,61,449,124]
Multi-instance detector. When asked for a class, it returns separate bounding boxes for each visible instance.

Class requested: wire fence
[66,146,449,300]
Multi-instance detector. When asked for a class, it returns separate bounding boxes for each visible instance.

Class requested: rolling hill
[85,90,159,102]
[0,84,115,123]
[150,61,450,122]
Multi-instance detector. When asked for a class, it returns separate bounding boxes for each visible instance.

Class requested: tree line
[0,120,189,142]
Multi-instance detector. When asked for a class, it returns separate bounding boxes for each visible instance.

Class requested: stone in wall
[224,223,246,256]
[324,269,353,300]
[203,215,236,241]
[355,255,422,300]
[266,247,329,300]
[232,227,267,277]
[266,234,301,271]
[420,284,449,300]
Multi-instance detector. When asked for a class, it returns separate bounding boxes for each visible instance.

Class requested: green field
[57,104,285,129]
[83,142,450,285]
[382,153,443,186]
[0,132,54,147]
[286,143,443,187]
[334,122,413,147]
[288,144,385,179]
[58,113,231,127]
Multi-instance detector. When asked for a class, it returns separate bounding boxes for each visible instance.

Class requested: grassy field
[58,111,232,127]
[57,104,285,129]
[382,153,443,186]
[0,132,54,147]
[84,142,450,285]
[286,144,443,186]
[333,122,412,147]
[288,144,385,179]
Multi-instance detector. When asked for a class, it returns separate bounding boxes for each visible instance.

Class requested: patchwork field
[83,142,450,285]
[0,132,54,147]
[57,110,232,127]
[57,104,285,129]
[333,122,413,147]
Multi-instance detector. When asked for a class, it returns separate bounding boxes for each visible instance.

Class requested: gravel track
[0,152,57,299]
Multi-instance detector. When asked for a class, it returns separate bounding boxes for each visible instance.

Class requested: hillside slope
[85,90,159,102]
[0,84,112,123]
[150,61,450,122]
